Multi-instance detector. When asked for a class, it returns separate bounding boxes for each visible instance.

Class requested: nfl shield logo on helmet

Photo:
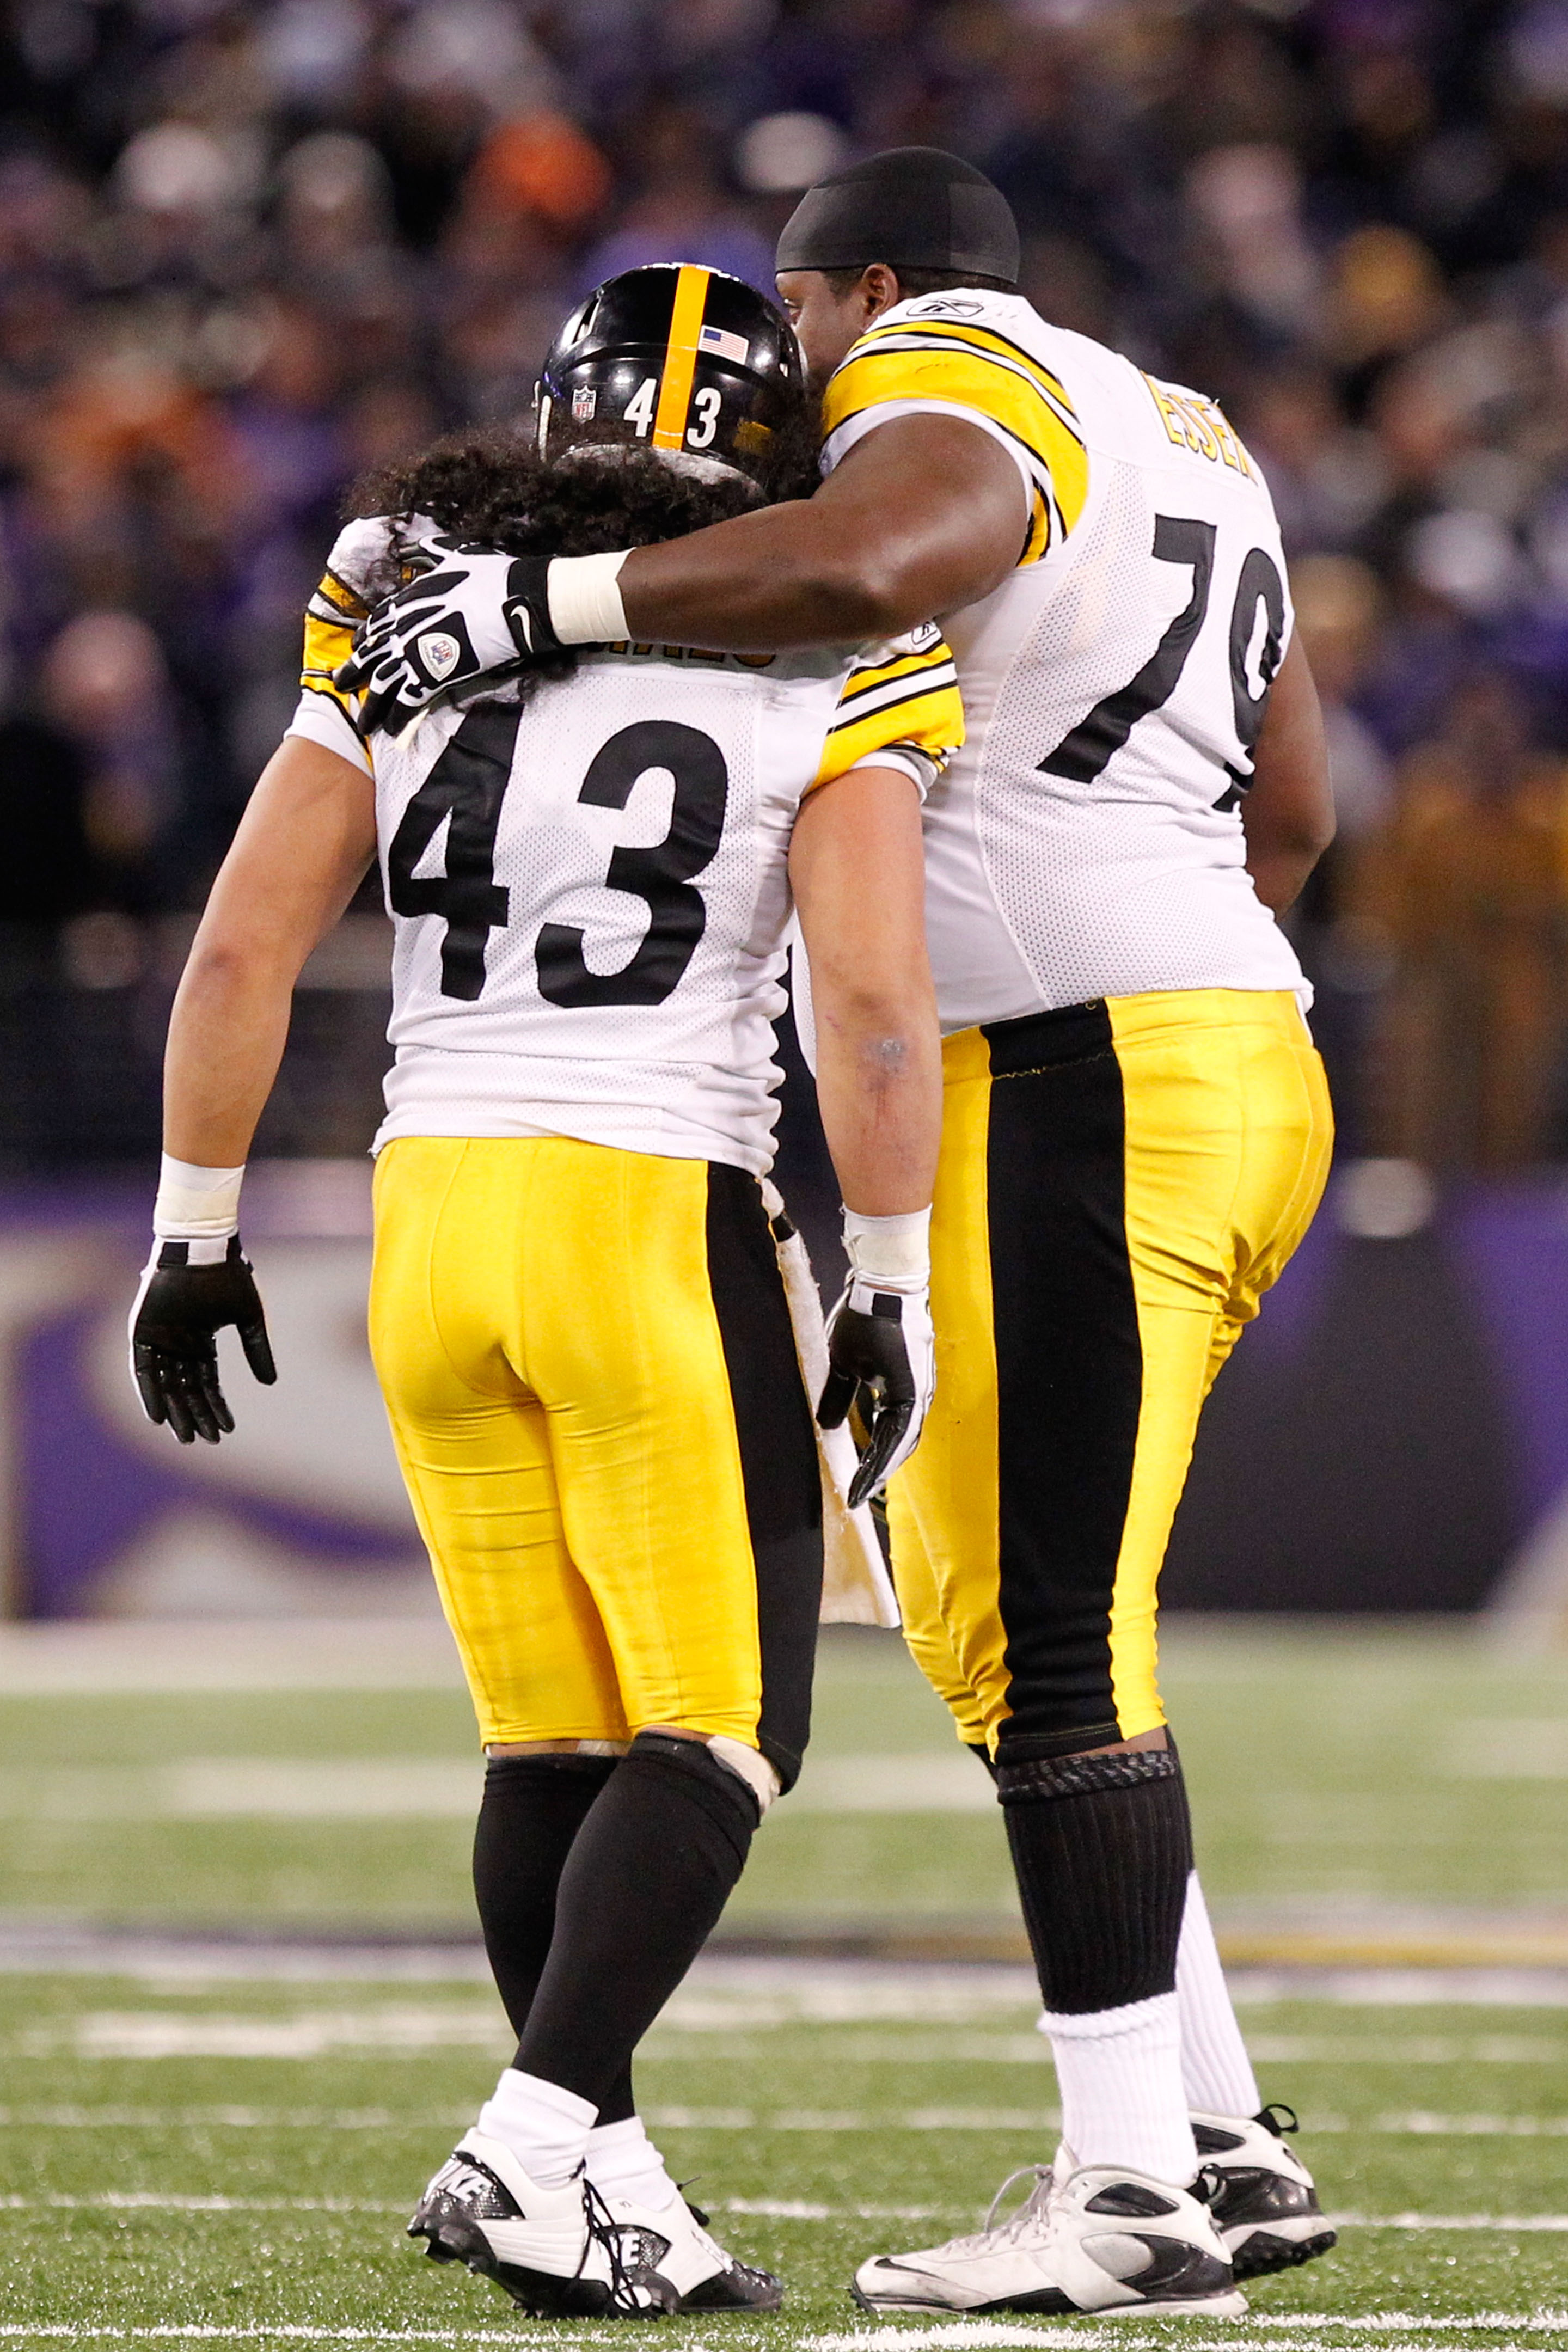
[417,631,462,683]
[572,385,598,422]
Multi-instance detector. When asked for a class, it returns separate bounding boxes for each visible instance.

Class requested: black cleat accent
[1085,2182,1179,2219]
[1196,2105,1337,2281]
[1206,2163,1320,2229]
[1232,2225,1338,2282]
[1085,2232,1235,2302]
[680,2262,783,2312]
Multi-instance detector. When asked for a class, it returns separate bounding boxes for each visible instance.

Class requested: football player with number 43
[128,267,962,2318]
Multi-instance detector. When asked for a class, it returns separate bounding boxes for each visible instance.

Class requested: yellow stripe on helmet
[652,264,712,450]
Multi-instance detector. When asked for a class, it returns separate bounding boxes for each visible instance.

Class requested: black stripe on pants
[982,1001,1144,1761]
[703,1162,823,1790]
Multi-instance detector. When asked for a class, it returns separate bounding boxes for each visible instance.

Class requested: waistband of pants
[958,988,1307,1080]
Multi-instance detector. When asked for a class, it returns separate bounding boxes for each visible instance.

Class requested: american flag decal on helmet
[699,323,750,366]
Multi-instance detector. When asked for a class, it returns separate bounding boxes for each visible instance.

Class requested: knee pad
[706,1734,782,1817]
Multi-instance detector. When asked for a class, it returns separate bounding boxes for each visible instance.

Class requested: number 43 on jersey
[386,708,730,1005]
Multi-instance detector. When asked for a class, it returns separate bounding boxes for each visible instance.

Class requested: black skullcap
[775,147,1019,287]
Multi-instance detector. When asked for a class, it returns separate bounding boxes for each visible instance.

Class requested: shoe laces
[926,2163,1052,2254]
[1257,2102,1300,2137]
[582,2176,656,2316]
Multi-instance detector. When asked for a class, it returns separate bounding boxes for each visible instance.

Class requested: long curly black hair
[346,411,821,692]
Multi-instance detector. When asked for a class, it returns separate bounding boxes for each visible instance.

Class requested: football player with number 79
[126,266,963,2319]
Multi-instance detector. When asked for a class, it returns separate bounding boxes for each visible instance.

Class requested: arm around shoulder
[621,414,1027,651]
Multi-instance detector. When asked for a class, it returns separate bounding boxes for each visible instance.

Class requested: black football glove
[817,1275,936,1509]
[128,1236,277,1445]
[334,541,559,738]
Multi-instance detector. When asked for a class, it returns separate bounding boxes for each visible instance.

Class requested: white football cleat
[1193,2104,1337,2278]
[851,2154,1246,2318]
[602,2190,782,2311]
[408,2132,676,2317]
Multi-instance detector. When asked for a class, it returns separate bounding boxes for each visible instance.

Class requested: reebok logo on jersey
[416,632,462,683]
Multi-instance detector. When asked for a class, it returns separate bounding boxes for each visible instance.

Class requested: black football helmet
[537,265,805,489]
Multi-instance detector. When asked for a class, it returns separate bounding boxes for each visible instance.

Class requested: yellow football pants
[368,1137,822,1781]
[889,988,1332,1758]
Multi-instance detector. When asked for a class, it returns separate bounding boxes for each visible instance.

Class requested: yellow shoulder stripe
[302,604,358,711]
[823,345,1088,554]
[833,642,956,709]
[316,566,371,620]
[811,631,964,791]
[854,316,1079,431]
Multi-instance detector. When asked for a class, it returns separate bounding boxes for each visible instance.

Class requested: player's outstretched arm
[338,414,1026,728]
[131,737,377,1444]
[1242,636,1336,916]
[790,762,942,1505]
[618,414,1025,649]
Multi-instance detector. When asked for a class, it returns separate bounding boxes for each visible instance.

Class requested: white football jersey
[287,518,963,1173]
[821,290,1308,1030]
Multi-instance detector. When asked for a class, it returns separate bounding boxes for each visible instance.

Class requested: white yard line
[0,2333,532,2345]
[0,2106,462,2129]
[0,2194,410,2213]
[12,2078,1568,2139]
[809,2325,1568,2352]
[0,2333,1561,2352]
[1330,2212,1568,2231]
[0,1753,1006,1820]
[4,2191,1567,2235]
[4,1941,1568,2009]
[0,1621,464,1695]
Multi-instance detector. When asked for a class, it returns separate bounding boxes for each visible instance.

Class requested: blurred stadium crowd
[1,0,1568,1166]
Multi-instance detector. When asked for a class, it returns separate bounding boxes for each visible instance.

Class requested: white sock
[1175,1869,1260,2117]
[1042,1991,1197,2185]
[476,2066,597,2187]
[584,2114,680,2212]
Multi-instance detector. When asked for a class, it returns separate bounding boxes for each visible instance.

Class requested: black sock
[996,1747,1194,2014]
[472,1753,636,2122]
[512,1732,757,2110]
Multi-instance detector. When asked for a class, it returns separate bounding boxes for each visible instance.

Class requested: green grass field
[3,1622,1566,1938]
[1,1620,1565,2348]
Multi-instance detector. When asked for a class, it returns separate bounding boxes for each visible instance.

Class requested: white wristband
[154,1154,245,1241]
[843,1205,931,1289]
[547,550,630,646]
